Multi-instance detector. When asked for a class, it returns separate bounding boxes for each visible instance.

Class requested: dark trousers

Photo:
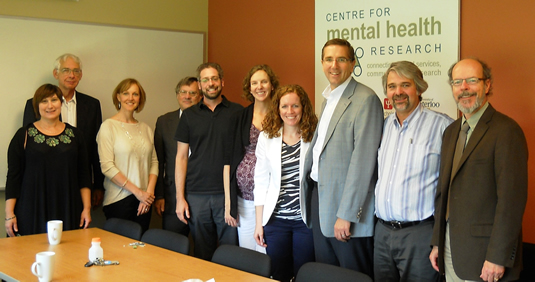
[186,193,238,260]
[264,217,315,282]
[103,194,151,233]
[311,187,374,278]
[162,211,189,237]
[374,219,438,282]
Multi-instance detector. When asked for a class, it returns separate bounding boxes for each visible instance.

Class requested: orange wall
[207,1,315,106]
[209,0,535,243]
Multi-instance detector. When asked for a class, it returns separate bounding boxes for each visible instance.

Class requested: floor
[0,190,162,239]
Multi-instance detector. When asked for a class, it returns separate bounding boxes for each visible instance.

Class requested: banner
[315,0,460,119]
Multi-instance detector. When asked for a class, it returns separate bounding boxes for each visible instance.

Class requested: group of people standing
[4,37,528,282]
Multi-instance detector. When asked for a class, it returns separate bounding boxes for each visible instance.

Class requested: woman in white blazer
[253,84,318,282]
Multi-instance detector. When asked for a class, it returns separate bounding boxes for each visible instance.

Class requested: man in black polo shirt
[174,62,243,260]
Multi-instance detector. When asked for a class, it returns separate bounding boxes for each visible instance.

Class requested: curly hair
[241,64,280,102]
[262,84,317,142]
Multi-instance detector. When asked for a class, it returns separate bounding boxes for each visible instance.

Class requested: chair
[141,228,190,255]
[295,262,372,282]
[211,244,271,277]
[103,218,143,240]
[519,242,535,281]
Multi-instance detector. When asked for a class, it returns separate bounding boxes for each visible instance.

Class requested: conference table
[0,228,273,281]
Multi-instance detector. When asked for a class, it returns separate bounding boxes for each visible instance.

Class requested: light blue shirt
[375,103,454,221]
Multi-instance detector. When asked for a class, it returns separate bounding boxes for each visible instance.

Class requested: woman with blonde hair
[225,64,279,253]
[97,78,157,232]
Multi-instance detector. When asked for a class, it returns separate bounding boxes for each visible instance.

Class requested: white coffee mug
[31,251,55,282]
[47,220,63,245]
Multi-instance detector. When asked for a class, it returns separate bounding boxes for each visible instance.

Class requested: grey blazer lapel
[322,78,356,152]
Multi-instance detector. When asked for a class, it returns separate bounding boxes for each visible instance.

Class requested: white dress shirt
[310,77,351,182]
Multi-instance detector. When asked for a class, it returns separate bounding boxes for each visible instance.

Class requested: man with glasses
[174,63,243,260]
[153,76,202,237]
[430,58,527,282]
[302,38,383,277]
[23,53,104,207]
[374,61,453,281]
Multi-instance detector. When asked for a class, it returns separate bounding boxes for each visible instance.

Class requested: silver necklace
[120,122,145,159]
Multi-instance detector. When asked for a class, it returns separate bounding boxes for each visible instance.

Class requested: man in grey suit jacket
[23,54,104,207]
[302,39,383,277]
[430,58,527,282]
[154,76,201,236]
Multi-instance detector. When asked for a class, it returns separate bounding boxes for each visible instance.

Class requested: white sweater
[97,119,158,206]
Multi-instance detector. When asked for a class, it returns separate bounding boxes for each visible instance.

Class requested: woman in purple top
[224,65,279,253]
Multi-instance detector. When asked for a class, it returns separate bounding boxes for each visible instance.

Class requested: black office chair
[519,242,535,281]
[103,218,143,240]
[141,228,190,255]
[211,244,271,278]
[295,262,372,282]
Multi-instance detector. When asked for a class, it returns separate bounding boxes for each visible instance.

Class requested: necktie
[446,121,470,220]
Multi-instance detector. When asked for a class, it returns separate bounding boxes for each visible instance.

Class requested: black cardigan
[227,103,255,218]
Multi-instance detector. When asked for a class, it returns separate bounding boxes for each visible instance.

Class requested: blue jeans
[263,217,315,282]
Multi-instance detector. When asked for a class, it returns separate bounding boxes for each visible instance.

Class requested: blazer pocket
[470,223,493,237]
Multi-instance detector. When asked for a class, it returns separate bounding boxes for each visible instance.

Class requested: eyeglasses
[178,90,199,96]
[323,57,351,63]
[450,77,486,86]
[200,76,220,83]
[59,68,82,76]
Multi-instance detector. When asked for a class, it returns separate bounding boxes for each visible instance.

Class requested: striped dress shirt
[375,103,453,221]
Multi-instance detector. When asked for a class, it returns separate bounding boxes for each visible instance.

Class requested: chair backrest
[211,244,271,278]
[295,262,372,282]
[103,218,143,240]
[519,242,535,281]
[141,228,190,255]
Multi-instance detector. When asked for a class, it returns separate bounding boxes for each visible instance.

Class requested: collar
[393,102,423,128]
[322,76,352,100]
[198,95,231,110]
[462,101,489,129]
[63,91,77,104]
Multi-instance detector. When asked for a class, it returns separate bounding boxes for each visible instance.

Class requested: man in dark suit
[23,53,104,207]
[153,76,201,236]
[430,58,528,282]
[301,39,383,277]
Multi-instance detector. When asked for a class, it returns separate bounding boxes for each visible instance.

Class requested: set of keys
[84,258,120,267]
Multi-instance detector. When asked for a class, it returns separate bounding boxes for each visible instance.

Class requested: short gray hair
[54,53,82,70]
[382,61,428,100]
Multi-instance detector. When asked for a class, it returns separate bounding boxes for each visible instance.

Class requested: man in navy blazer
[23,54,104,206]
[153,76,201,236]
[302,39,383,277]
[429,58,527,282]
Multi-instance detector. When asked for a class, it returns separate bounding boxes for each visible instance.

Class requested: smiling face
[279,92,302,128]
[451,59,490,118]
[386,71,420,120]
[199,67,223,100]
[177,81,201,110]
[250,70,273,103]
[117,84,140,112]
[53,57,82,93]
[39,94,62,121]
[322,44,356,90]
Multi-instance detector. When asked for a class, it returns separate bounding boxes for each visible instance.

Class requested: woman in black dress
[5,84,92,237]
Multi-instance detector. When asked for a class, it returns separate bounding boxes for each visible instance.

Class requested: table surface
[0,228,273,281]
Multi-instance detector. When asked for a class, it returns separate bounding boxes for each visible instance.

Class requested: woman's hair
[112,78,147,113]
[262,84,317,142]
[241,64,279,102]
[32,84,63,119]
